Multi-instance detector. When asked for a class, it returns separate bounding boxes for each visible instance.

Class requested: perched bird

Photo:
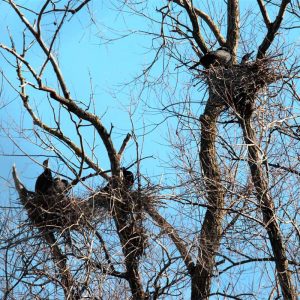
[35,159,53,194]
[100,167,134,193]
[200,47,232,69]
[100,182,111,194]
[53,177,69,194]
[213,47,232,65]
[121,167,134,189]
[241,51,254,64]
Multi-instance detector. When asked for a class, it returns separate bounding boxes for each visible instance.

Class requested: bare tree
[0,0,299,299]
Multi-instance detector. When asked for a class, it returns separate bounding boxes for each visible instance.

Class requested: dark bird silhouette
[200,47,232,69]
[100,182,111,194]
[53,177,69,193]
[100,167,134,193]
[241,51,254,64]
[121,167,134,189]
[35,159,53,194]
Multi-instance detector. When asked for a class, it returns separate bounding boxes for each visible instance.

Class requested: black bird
[100,182,111,194]
[241,51,254,64]
[99,167,134,193]
[121,167,134,189]
[200,47,232,69]
[215,47,232,64]
[35,159,53,194]
[53,177,69,194]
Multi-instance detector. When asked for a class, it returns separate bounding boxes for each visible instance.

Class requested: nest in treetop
[22,191,149,258]
[86,187,157,258]
[89,186,158,214]
[22,192,87,231]
[22,185,155,224]
[199,57,281,118]
[14,164,154,258]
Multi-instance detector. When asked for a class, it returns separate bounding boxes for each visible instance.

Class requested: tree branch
[145,205,195,274]
[257,0,271,28]
[257,0,291,58]
[227,0,240,61]
[179,0,209,54]
[170,0,226,47]
[240,118,297,299]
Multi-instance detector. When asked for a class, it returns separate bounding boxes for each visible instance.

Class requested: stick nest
[88,186,159,213]
[13,165,157,258]
[21,192,87,231]
[86,187,159,258]
[200,57,282,118]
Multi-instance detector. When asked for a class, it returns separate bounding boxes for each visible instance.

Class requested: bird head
[42,159,49,169]
[121,167,134,188]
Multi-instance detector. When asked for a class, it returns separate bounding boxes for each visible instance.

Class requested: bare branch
[257,0,271,27]
[8,0,71,99]
[171,0,226,47]
[227,0,240,60]
[118,133,132,157]
[257,0,292,58]
[177,0,209,53]
[146,204,194,274]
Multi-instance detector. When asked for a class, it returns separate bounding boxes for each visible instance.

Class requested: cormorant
[122,167,134,189]
[35,159,53,194]
[100,182,111,194]
[200,47,232,69]
[53,177,69,193]
[100,167,134,193]
[241,51,254,64]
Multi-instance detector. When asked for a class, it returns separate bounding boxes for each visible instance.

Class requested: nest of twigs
[13,165,156,258]
[22,192,86,231]
[202,57,281,118]
[87,187,158,258]
[89,186,158,212]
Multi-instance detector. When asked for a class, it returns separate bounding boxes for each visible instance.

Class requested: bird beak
[43,159,49,168]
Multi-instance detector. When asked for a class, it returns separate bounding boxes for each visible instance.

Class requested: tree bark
[114,214,147,300]
[12,166,80,300]
[240,118,297,300]
[113,192,148,300]
[227,0,240,61]
[191,95,226,299]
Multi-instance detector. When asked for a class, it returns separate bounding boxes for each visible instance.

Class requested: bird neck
[44,168,52,177]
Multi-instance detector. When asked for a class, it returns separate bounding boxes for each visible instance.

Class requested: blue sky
[0,1,174,197]
[0,1,299,298]
[1,0,298,198]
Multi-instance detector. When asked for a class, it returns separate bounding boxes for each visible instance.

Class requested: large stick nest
[200,57,282,118]
[88,186,159,214]
[86,187,158,258]
[13,166,157,257]
[21,192,85,231]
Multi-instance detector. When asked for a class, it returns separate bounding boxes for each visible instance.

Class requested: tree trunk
[113,202,148,300]
[191,95,226,299]
[12,166,79,300]
[241,118,297,300]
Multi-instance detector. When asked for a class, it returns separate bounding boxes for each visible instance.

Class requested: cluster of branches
[0,1,299,299]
